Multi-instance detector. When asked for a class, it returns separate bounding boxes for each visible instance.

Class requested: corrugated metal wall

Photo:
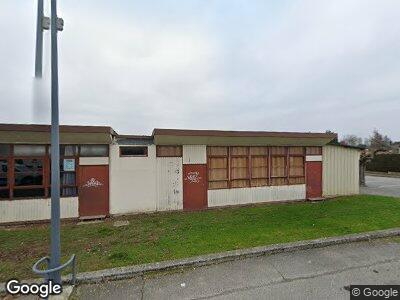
[322,145,360,196]
[208,185,306,207]
[183,145,207,164]
[156,158,183,211]
[0,197,78,223]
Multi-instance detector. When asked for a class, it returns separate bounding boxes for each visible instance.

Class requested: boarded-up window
[250,147,268,187]
[207,145,306,190]
[306,147,322,155]
[271,156,286,177]
[289,147,304,155]
[270,147,286,155]
[289,156,304,176]
[231,157,248,179]
[209,157,228,181]
[208,147,229,189]
[156,146,182,157]
[230,147,249,188]
[288,147,305,184]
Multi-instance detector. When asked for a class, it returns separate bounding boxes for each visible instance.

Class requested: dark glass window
[0,145,10,156]
[0,189,9,198]
[14,188,45,198]
[14,159,43,186]
[0,160,7,187]
[80,145,108,157]
[120,146,148,157]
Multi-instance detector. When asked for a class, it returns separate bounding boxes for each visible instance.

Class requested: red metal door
[79,165,109,217]
[183,164,207,210]
[306,161,322,199]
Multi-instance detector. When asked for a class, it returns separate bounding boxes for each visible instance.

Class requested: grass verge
[1,194,399,281]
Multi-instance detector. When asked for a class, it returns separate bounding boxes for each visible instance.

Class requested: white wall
[183,145,207,164]
[109,144,157,214]
[208,185,306,207]
[322,145,360,197]
[109,144,184,214]
[0,197,78,223]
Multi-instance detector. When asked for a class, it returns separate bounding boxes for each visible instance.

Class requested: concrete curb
[2,227,400,293]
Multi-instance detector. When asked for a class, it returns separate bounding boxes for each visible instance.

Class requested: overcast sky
[0,0,399,139]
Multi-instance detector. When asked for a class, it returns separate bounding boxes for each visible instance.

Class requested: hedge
[366,154,400,172]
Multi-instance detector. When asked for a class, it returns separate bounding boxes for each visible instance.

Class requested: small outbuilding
[0,124,360,224]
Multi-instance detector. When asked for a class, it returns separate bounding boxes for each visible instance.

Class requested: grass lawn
[1,194,400,282]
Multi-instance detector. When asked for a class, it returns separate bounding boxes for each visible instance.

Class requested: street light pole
[49,0,61,284]
[34,0,44,78]
[32,0,75,286]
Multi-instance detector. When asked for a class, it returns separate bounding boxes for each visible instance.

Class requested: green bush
[366,154,400,172]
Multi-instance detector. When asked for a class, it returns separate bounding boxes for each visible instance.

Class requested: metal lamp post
[49,0,61,284]
[32,0,76,285]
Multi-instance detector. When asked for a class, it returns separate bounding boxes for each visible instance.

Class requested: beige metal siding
[156,158,183,211]
[109,144,157,214]
[322,146,360,196]
[0,197,78,223]
[183,145,207,164]
[208,185,306,207]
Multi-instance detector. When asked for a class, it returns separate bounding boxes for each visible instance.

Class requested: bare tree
[367,130,392,155]
[341,134,363,147]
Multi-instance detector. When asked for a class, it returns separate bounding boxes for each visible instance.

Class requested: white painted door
[156,158,183,211]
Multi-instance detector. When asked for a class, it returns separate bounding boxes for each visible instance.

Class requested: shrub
[366,154,400,172]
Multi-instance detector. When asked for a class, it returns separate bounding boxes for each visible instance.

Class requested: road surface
[74,238,400,299]
[361,175,400,197]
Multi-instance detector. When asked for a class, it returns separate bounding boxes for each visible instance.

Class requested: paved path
[74,238,400,299]
[361,175,400,197]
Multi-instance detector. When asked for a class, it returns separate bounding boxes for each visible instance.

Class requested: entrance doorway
[306,161,322,199]
[78,165,109,218]
[183,164,207,210]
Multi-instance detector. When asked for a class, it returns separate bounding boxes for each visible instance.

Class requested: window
[207,146,306,190]
[59,158,77,197]
[80,145,108,157]
[14,145,45,156]
[230,147,249,188]
[14,158,45,198]
[270,147,287,185]
[250,147,268,187]
[208,147,229,189]
[306,147,322,155]
[289,147,305,184]
[0,160,7,187]
[120,146,148,157]
[156,146,182,157]
[14,159,43,186]
[0,144,86,200]
[0,145,10,198]
[0,145,10,156]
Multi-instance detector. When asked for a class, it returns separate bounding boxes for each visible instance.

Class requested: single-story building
[0,124,360,224]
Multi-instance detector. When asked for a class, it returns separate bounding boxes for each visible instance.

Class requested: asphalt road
[361,175,400,197]
[74,238,400,299]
